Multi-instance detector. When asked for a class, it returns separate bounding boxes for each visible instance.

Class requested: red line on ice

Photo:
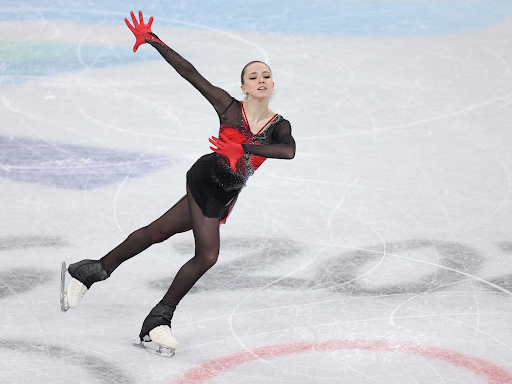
[175,339,512,383]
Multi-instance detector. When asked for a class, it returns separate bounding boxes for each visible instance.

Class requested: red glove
[209,133,244,171]
[125,10,154,52]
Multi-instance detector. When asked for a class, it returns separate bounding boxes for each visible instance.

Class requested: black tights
[100,184,220,309]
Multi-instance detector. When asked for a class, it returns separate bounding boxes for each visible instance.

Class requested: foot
[139,302,178,348]
[66,259,110,308]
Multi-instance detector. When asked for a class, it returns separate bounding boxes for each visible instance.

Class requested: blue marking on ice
[2,0,512,36]
[0,43,161,87]
[0,135,176,190]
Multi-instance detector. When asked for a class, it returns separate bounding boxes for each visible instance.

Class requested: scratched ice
[1,1,512,383]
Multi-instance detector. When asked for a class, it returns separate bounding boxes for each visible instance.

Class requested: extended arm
[145,33,233,115]
[125,11,233,115]
[242,120,296,160]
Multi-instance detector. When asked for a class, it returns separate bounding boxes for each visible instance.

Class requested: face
[241,62,274,99]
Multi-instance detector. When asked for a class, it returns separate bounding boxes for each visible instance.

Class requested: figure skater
[62,10,296,357]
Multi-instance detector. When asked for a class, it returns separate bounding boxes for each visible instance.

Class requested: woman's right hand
[209,133,244,172]
[125,10,154,52]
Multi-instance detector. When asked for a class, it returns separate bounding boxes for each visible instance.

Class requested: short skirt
[186,153,240,225]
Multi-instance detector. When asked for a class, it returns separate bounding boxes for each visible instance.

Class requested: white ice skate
[60,262,88,311]
[66,278,88,308]
[60,260,110,312]
[133,325,179,358]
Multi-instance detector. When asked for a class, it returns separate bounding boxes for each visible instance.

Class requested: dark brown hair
[241,61,271,85]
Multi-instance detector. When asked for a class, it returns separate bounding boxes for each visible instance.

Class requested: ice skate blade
[60,262,69,312]
[132,341,176,358]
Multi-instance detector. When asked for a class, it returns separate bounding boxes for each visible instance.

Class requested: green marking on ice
[0,41,80,61]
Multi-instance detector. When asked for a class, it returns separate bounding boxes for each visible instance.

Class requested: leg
[160,184,220,308]
[138,183,220,348]
[101,194,192,274]
[65,194,192,309]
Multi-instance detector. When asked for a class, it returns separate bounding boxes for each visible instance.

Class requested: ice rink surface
[1,1,512,383]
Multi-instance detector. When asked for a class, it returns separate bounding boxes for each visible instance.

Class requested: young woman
[63,11,296,356]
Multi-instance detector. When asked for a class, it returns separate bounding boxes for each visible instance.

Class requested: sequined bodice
[211,100,283,191]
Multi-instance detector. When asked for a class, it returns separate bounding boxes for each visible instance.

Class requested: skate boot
[65,259,110,308]
[133,302,178,357]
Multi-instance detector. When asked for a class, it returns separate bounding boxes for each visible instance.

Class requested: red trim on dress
[219,195,238,226]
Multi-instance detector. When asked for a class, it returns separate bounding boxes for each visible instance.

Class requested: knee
[197,249,219,269]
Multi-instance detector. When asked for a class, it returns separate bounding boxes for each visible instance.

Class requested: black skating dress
[187,97,295,225]
[144,37,296,225]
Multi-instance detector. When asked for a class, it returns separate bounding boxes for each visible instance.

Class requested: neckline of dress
[240,101,279,136]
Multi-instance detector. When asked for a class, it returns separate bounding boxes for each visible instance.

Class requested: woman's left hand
[209,133,244,171]
[125,10,154,52]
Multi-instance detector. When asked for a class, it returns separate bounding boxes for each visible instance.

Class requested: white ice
[1,9,512,384]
